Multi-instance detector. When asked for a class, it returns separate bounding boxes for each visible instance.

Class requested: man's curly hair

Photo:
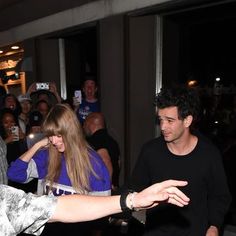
[154,86,200,123]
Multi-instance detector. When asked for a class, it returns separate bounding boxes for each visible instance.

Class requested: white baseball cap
[18,94,32,103]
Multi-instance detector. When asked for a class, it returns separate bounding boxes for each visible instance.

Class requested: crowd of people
[0,77,123,235]
[0,79,233,236]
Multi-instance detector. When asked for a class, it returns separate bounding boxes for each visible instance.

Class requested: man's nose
[160,121,166,130]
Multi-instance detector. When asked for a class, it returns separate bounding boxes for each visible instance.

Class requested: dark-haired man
[129,86,231,236]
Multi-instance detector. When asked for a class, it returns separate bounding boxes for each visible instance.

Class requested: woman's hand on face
[37,137,50,149]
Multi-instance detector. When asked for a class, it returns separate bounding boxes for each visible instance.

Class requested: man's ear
[184,115,193,127]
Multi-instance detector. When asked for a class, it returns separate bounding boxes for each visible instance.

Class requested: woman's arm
[50,180,190,223]
[20,138,49,162]
[7,138,49,182]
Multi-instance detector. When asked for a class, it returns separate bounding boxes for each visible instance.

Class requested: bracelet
[129,192,138,211]
[120,189,134,212]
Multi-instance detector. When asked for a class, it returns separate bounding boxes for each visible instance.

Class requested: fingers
[151,180,190,207]
[167,196,187,207]
[167,190,189,207]
[38,137,50,147]
[134,179,190,210]
[160,179,188,188]
[157,180,189,201]
[166,186,190,203]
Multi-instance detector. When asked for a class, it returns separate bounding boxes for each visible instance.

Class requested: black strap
[120,189,134,212]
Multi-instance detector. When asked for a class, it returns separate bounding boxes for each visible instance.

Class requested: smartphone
[36,82,50,90]
[74,90,82,104]
[10,126,19,141]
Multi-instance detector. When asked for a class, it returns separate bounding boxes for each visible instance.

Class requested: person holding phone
[75,74,100,124]
[27,82,62,107]
[0,108,24,147]
[0,108,37,193]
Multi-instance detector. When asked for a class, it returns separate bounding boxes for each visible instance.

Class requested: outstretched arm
[50,179,190,223]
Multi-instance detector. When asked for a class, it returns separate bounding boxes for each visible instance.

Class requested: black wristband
[120,189,134,212]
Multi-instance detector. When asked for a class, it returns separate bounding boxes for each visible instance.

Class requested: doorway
[63,26,97,104]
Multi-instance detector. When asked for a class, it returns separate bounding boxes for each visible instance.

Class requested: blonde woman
[7,103,110,235]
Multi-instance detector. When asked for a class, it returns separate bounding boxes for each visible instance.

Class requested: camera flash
[29,133,35,139]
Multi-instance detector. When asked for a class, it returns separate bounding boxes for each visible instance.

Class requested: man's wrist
[120,190,134,212]
[120,190,139,212]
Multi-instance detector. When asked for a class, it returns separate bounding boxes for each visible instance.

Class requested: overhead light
[11,45,20,50]
[0,50,3,53]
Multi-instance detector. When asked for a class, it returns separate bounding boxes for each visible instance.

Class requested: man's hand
[133,180,190,210]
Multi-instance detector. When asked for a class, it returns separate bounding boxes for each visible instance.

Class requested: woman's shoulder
[88,148,108,171]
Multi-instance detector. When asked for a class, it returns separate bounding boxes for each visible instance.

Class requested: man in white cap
[17,94,32,135]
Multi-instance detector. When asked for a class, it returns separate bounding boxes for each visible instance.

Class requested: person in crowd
[83,112,121,235]
[1,179,190,236]
[0,108,37,193]
[0,136,8,184]
[17,94,32,135]
[0,108,26,161]
[84,112,120,191]
[128,86,231,236]
[27,82,62,106]
[75,74,100,123]
[2,93,22,117]
[35,99,50,121]
[26,110,45,149]
[7,103,111,235]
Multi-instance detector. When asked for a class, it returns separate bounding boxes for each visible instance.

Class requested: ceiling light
[0,50,3,53]
[11,45,20,50]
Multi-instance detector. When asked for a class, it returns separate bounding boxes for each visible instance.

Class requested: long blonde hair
[42,103,95,193]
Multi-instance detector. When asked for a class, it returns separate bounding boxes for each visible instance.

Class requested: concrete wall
[99,15,126,183]
[128,15,156,174]
[0,0,174,46]
[99,14,157,183]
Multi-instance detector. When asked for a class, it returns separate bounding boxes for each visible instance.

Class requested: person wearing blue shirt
[75,75,100,124]
[7,103,110,235]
